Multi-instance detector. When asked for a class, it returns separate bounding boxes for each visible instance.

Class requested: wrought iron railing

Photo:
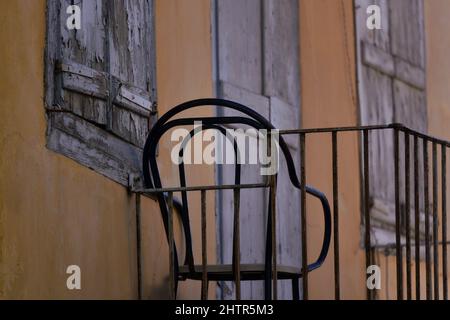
[133,123,450,300]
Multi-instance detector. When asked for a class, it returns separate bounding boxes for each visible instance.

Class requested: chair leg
[264,274,272,300]
[174,278,179,300]
[292,278,300,300]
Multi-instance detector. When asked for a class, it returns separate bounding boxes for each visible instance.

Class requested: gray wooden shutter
[355,0,426,240]
[109,0,155,147]
[56,0,109,125]
[45,0,156,187]
[54,0,155,148]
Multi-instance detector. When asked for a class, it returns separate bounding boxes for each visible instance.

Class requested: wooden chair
[142,98,331,300]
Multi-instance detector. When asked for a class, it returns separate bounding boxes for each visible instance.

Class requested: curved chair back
[142,98,331,290]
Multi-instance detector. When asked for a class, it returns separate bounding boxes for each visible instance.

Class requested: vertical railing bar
[135,193,142,300]
[433,142,439,300]
[363,130,372,300]
[371,247,377,300]
[442,145,448,300]
[201,190,208,300]
[424,138,432,300]
[268,130,277,300]
[332,131,340,300]
[394,128,403,300]
[300,132,308,300]
[405,131,412,300]
[167,192,176,300]
[414,135,421,300]
[233,188,241,300]
[270,175,278,300]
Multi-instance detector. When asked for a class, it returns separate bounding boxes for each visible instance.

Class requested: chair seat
[178,264,302,281]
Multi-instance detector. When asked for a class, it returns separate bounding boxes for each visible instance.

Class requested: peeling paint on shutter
[51,0,155,145]
[109,0,155,147]
[45,0,156,187]
[57,60,109,99]
[57,0,109,125]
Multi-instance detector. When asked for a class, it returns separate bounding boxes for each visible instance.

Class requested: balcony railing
[133,123,450,300]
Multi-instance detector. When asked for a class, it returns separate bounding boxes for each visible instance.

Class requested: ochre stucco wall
[300,0,365,299]
[426,0,450,142]
[426,1,450,288]
[0,0,215,299]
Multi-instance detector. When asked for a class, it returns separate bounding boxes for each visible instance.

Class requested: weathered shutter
[45,0,156,187]
[355,0,426,239]
[109,0,155,147]
[56,0,109,125]
[54,0,155,147]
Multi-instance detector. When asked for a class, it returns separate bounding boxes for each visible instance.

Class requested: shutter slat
[58,60,109,99]
[115,84,153,116]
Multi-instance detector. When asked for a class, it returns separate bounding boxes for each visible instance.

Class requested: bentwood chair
[142,98,331,300]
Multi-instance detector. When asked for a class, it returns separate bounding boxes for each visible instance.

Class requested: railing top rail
[279,123,394,134]
[279,123,450,147]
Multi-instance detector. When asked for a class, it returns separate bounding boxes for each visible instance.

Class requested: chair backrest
[142,98,331,277]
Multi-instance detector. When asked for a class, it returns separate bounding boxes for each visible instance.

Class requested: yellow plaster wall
[422,0,450,300]
[426,0,450,142]
[0,0,215,299]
